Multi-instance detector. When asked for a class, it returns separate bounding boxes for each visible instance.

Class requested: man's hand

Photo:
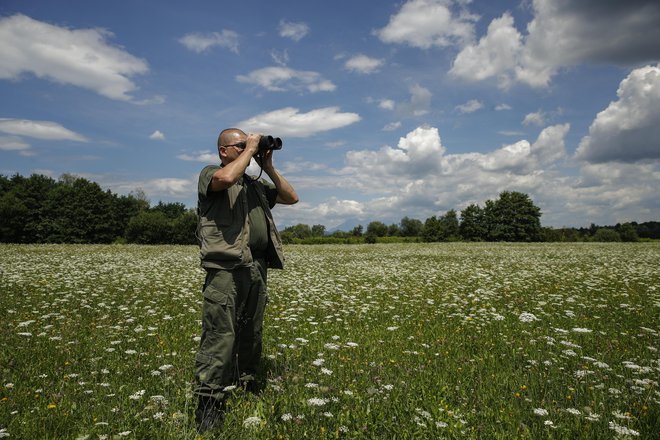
[245,133,261,157]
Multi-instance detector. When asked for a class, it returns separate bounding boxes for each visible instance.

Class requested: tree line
[281,191,657,244]
[1,173,656,244]
[0,173,196,244]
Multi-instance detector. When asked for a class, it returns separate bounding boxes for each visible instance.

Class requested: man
[194,128,298,432]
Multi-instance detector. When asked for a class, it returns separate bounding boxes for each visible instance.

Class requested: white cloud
[236,66,336,93]
[278,20,310,42]
[576,64,660,163]
[379,99,395,110]
[237,107,361,138]
[149,130,165,141]
[397,84,432,117]
[455,99,483,114]
[0,119,87,141]
[375,0,477,49]
[0,136,30,152]
[495,104,512,111]
[177,151,218,163]
[450,1,660,88]
[179,30,239,54]
[0,14,148,101]
[522,111,546,127]
[450,13,522,88]
[345,54,385,74]
[383,121,402,131]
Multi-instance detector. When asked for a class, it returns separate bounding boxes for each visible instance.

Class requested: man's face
[220,133,247,164]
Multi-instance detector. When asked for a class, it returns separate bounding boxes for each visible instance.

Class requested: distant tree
[350,225,363,237]
[281,224,313,241]
[171,209,197,244]
[422,216,443,242]
[460,204,486,241]
[616,223,639,242]
[152,201,187,219]
[125,211,172,244]
[440,209,460,240]
[0,191,28,242]
[311,224,326,237]
[400,216,423,237]
[485,191,542,241]
[593,228,621,242]
[387,223,400,236]
[366,221,388,237]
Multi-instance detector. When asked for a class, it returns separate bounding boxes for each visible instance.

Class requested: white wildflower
[281,413,292,421]
[518,312,538,323]
[243,416,262,429]
[307,397,328,406]
[572,327,592,333]
[608,421,639,436]
[533,408,549,416]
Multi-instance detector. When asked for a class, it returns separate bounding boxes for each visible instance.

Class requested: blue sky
[1,0,659,229]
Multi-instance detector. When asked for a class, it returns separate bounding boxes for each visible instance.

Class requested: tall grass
[1,243,658,438]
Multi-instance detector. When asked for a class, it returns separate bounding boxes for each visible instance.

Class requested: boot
[195,396,224,434]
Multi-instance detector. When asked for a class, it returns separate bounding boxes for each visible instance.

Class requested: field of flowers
[0,243,658,439]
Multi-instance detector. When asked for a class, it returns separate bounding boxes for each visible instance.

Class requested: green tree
[460,204,486,241]
[400,216,423,237]
[440,209,460,240]
[350,225,363,237]
[387,223,400,236]
[593,228,621,242]
[366,221,388,237]
[617,223,639,242]
[485,191,542,241]
[125,211,172,244]
[422,216,443,242]
[311,224,326,237]
[171,209,198,244]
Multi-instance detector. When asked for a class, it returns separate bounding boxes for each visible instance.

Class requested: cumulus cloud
[149,130,165,140]
[522,110,546,126]
[397,84,432,117]
[450,0,660,88]
[375,0,477,49]
[449,13,522,88]
[179,30,239,53]
[176,151,218,163]
[278,20,310,41]
[0,118,87,141]
[378,99,395,110]
[455,99,484,114]
[236,66,336,93]
[345,54,385,74]
[576,64,660,163]
[237,107,361,138]
[0,14,148,101]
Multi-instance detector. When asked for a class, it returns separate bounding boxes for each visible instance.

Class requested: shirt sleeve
[198,165,219,197]
[261,179,279,209]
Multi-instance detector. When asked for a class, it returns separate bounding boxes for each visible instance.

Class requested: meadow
[0,243,658,439]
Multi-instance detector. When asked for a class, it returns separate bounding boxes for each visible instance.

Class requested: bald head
[217,128,246,148]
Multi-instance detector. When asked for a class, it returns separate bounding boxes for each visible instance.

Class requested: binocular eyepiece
[258,135,283,151]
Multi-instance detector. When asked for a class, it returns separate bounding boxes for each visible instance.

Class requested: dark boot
[195,396,224,434]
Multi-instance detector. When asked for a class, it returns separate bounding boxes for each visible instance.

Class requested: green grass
[1,243,658,439]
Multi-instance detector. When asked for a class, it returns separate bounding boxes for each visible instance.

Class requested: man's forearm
[264,166,299,205]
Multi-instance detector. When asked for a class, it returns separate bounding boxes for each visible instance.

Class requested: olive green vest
[197,166,284,270]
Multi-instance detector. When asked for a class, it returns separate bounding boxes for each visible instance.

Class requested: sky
[1,0,659,230]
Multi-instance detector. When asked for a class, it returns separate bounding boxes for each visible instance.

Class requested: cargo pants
[194,258,268,401]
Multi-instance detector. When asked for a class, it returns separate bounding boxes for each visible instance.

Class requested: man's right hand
[245,133,261,156]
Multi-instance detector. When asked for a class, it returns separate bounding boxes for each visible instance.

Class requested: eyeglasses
[221,142,246,150]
